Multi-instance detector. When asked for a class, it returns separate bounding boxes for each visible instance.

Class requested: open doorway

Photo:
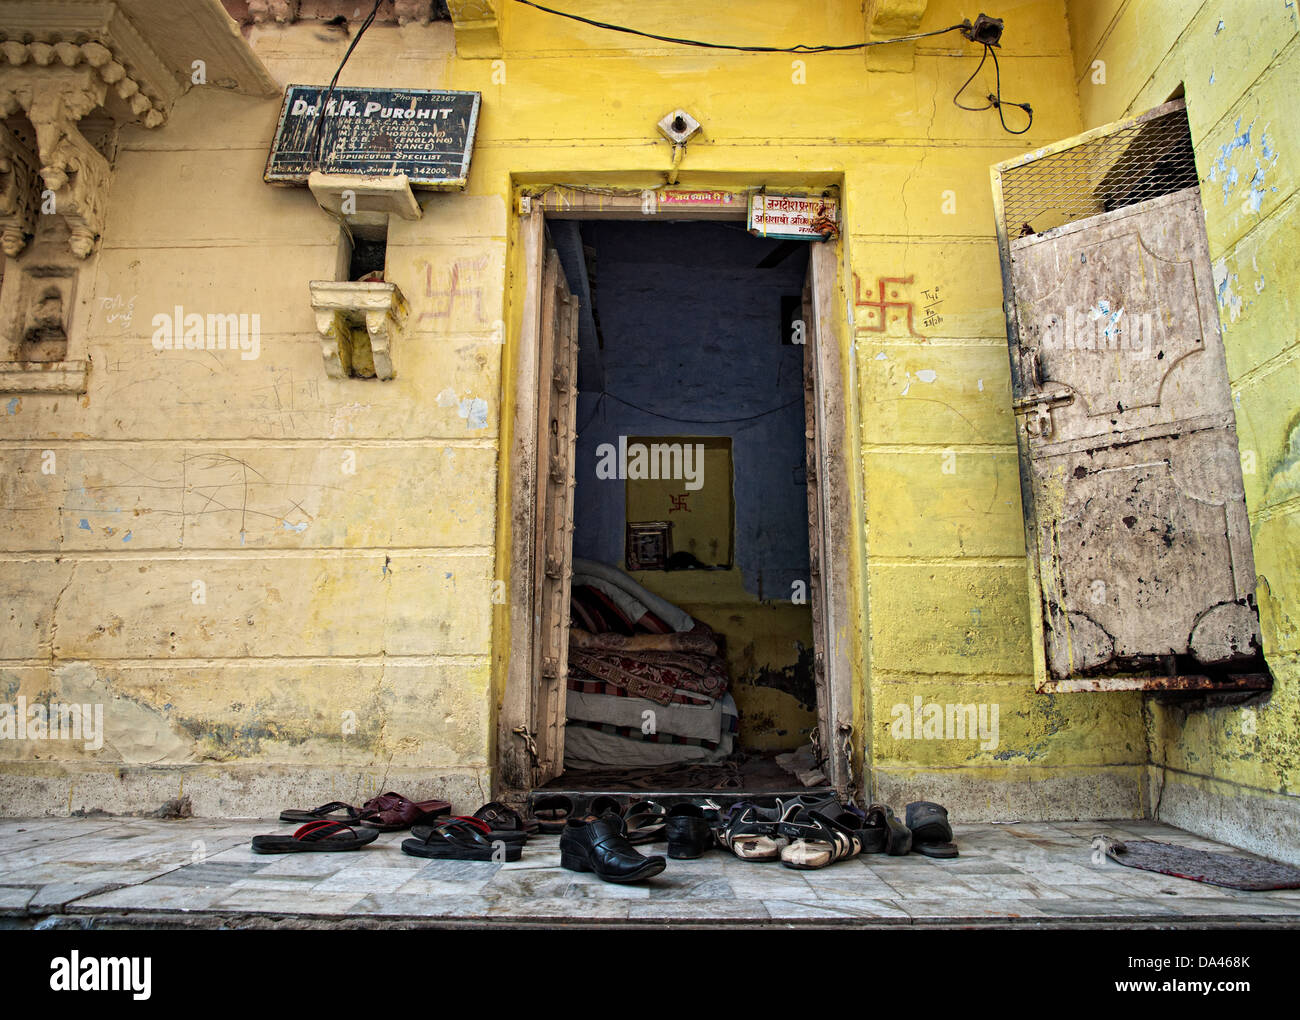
[499,194,856,805]
[548,219,816,794]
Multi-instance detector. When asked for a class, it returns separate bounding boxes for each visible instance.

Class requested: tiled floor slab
[0,817,1295,927]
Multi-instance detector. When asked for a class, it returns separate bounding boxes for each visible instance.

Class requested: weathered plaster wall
[0,1,1169,818]
[1067,0,1300,860]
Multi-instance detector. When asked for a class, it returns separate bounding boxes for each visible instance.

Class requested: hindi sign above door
[264,85,481,189]
[747,192,839,240]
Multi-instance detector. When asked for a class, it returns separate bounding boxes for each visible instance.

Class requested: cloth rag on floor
[1101,836,1300,890]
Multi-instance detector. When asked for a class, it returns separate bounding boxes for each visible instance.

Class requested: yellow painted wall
[9,0,1278,824]
[1066,0,1300,856]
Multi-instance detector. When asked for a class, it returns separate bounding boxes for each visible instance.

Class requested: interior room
[544,218,821,793]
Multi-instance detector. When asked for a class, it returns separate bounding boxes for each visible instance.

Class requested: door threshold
[527,788,835,813]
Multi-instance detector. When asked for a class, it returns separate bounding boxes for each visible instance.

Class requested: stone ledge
[0,762,493,818]
[0,359,88,394]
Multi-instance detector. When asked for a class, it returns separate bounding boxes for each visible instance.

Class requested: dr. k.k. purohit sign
[264,85,481,189]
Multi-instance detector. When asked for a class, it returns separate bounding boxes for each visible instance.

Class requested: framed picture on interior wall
[626,521,672,571]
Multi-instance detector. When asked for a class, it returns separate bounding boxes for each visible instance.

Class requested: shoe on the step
[905,801,959,859]
[586,795,624,820]
[863,804,913,856]
[559,816,666,883]
[665,803,713,859]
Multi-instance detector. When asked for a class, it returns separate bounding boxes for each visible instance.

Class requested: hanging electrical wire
[513,2,1032,135]
[953,42,1033,134]
[513,0,971,52]
[578,391,803,434]
[310,0,386,170]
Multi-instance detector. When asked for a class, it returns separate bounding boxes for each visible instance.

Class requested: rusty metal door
[994,103,1267,691]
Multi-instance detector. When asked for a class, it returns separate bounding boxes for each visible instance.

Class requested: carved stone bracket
[309,281,407,380]
[0,36,169,258]
[0,119,39,258]
[0,35,173,129]
[3,67,112,259]
[248,0,302,24]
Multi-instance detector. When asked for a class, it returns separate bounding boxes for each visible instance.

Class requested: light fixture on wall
[657,109,701,185]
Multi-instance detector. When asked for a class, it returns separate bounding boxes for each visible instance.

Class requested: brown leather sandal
[357,792,452,831]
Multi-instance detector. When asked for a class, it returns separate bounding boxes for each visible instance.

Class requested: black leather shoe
[666,804,713,859]
[559,816,666,882]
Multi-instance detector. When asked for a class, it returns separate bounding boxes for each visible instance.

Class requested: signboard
[658,190,741,210]
[747,192,838,240]
[264,85,481,189]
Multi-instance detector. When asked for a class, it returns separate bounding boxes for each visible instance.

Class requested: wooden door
[802,243,856,796]
[500,211,579,793]
[997,107,1266,690]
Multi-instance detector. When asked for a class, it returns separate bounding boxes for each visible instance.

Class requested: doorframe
[495,185,862,803]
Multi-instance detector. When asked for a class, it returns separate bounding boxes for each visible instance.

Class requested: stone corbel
[0,34,173,259]
[0,120,39,258]
[309,281,407,380]
[863,0,931,72]
[446,0,502,58]
[248,0,301,25]
[394,1,436,26]
[21,69,111,259]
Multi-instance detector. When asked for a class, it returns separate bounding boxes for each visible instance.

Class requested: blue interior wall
[568,220,811,600]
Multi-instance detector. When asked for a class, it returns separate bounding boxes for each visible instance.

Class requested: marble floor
[2,816,1299,928]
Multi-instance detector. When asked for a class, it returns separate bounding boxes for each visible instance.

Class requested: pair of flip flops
[280,792,452,832]
[252,819,380,854]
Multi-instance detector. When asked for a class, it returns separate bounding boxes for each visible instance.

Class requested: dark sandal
[720,802,787,861]
[862,804,912,856]
[278,800,362,825]
[778,811,861,870]
[412,815,527,844]
[587,795,624,819]
[473,801,536,838]
[905,801,959,858]
[623,800,668,845]
[530,794,575,834]
[401,818,523,861]
[251,820,379,854]
[357,792,452,831]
